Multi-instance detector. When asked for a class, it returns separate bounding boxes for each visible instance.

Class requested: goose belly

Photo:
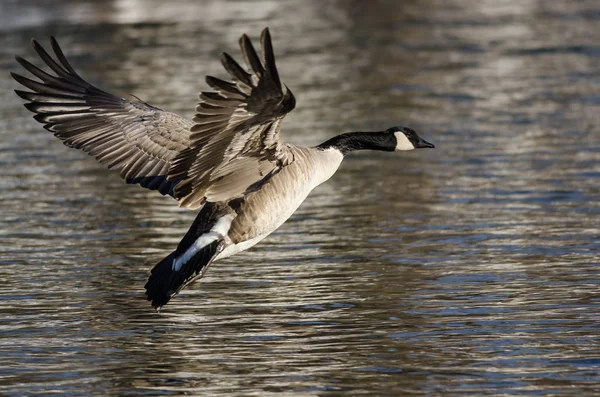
[224,147,343,252]
[215,187,311,260]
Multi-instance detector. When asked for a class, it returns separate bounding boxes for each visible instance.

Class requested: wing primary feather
[33,111,92,124]
[14,90,83,103]
[14,56,84,93]
[24,102,90,113]
[240,34,264,77]
[31,39,73,79]
[205,76,246,99]
[195,103,234,115]
[50,36,80,76]
[199,92,241,107]
[11,72,77,96]
[220,52,253,88]
[260,28,281,90]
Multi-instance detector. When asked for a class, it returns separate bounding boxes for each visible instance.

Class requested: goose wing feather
[169,28,296,209]
[12,37,193,197]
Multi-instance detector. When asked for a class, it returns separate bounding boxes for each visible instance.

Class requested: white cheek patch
[394,131,415,151]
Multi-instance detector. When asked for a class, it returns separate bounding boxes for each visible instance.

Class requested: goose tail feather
[145,240,224,310]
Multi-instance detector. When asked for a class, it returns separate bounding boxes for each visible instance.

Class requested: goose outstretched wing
[12,38,193,197]
[169,28,296,209]
[13,29,295,209]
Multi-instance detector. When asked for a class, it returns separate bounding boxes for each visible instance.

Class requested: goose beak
[415,137,435,149]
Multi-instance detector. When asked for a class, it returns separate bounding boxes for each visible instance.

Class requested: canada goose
[12,28,434,310]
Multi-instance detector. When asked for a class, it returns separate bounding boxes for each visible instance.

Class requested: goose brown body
[221,146,343,253]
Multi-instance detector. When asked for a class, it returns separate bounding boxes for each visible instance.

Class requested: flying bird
[12,28,434,310]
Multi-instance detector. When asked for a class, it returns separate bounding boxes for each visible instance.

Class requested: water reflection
[1,0,599,395]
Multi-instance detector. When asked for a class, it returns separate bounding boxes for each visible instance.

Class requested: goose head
[387,126,435,151]
[316,126,434,154]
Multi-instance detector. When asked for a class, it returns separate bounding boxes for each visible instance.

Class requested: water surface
[1,0,599,395]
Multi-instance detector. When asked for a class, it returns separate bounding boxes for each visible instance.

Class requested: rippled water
[1,0,599,395]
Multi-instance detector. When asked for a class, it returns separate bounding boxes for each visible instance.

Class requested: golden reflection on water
[0,0,599,395]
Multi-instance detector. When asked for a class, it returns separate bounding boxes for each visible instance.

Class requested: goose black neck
[316,131,395,155]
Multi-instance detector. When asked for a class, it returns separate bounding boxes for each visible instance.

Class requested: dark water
[1,0,599,395]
